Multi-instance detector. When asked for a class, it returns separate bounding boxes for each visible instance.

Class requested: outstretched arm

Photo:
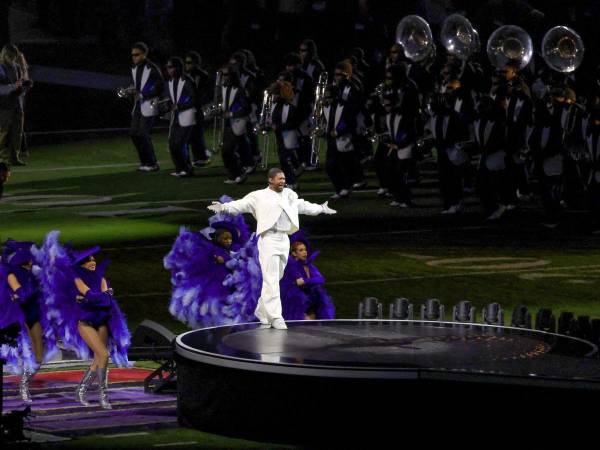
[207,192,257,216]
[297,199,337,216]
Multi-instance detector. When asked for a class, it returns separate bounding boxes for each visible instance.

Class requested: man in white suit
[207,168,336,329]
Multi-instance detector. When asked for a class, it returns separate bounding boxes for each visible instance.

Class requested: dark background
[3,0,600,133]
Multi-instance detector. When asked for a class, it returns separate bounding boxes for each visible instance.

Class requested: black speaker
[129,319,178,394]
[129,319,175,361]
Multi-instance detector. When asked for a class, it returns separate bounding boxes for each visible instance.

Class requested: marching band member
[428,90,470,214]
[268,80,301,189]
[475,96,512,220]
[324,84,365,199]
[299,39,326,82]
[220,64,253,184]
[284,52,315,169]
[128,42,163,173]
[184,51,212,167]
[383,92,417,208]
[165,57,196,177]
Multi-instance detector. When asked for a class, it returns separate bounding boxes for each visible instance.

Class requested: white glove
[207,201,224,213]
[321,201,337,215]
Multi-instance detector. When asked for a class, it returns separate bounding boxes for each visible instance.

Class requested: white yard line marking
[153,442,198,448]
[100,226,493,252]
[101,432,150,439]
[120,263,600,298]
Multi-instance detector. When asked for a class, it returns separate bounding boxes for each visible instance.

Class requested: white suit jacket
[221,187,324,235]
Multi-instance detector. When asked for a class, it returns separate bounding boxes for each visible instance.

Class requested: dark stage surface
[176,320,600,385]
[175,320,600,444]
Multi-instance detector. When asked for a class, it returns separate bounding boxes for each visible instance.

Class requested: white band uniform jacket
[220,187,325,235]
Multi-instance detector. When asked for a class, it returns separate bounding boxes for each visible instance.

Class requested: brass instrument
[116,86,136,98]
[201,102,222,120]
[309,71,328,167]
[212,70,224,154]
[486,25,533,70]
[542,25,584,73]
[254,90,274,169]
[395,15,434,63]
[441,14,478,61]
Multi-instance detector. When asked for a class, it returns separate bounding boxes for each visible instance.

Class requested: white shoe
[138,165,148,172]
[352,181,367,189]
[243,165,255,174]
[271,318,287,330]
[397,202,409,208]
[339,189,350,198]
[442,204,462,215]
[259,322,271,329]
[390,201,400,207]
[486,205,507,221]
[330,193,341,200]
[224,178,237,184]
[234,174,247,184]
[376,188,388,197]
[506,204,517,211]
[170,171,180,177]
[517,190,532,201]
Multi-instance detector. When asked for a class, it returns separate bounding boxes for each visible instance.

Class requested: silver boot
[75,368,96,406]
[19,370,34,403]
[97,367,112,410]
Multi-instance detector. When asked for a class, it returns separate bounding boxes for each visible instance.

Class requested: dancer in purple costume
[35,231,131,409]
[0,240,58,402]
[165,195,256,327]
[280,231,335,320]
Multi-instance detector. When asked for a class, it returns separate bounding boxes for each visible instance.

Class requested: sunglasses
[131,52,142,57]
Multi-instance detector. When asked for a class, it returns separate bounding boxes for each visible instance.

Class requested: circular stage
[175,320,600,443]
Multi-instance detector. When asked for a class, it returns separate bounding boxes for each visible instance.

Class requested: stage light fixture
[482,303,504,325]
[558,312,577,336]
[511,305,532,328]
[389,298,413,320]
[358,297,383,319]
[535,308,556,333]
[421,298,445,321]
[453,300,476,323]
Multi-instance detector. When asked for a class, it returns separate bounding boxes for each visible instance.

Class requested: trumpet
[254,90,274,135]
[366,128,391,144]
[254,90,274,169]
[212,70,224,154]
[117,86,136,98]
[201,102,222,120]
[309,71,328,166]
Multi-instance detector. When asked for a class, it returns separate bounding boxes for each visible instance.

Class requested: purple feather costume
[164,195,257,328]
[34,231,131,367]
[0,263,37,374]
[280,231,335,320]
[0,241,59,374]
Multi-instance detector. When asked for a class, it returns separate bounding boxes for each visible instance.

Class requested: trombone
[254,89,274,169]
[116,85,136,98]
[211,70,224,154]
[309,71,328,167]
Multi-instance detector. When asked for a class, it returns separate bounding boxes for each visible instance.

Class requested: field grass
[3,131,600,332]
[3,131,600,447]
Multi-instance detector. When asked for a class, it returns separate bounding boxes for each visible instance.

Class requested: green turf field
[3,131,600,447]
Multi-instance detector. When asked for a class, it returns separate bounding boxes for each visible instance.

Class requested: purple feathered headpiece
[2,239,35,266]
[69,246,101,266]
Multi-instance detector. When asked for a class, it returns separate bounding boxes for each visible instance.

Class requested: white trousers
[255,231,290,324]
